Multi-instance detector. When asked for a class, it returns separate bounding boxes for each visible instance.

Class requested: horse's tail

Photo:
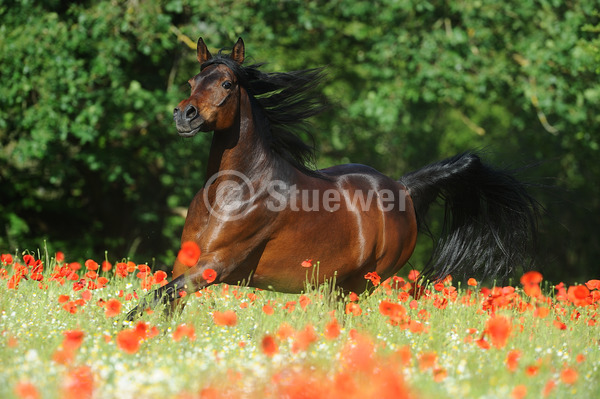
[399,152,539,281]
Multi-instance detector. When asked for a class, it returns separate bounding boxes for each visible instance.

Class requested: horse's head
[173,38,245,137]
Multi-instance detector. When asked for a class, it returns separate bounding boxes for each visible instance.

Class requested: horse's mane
[201,52,327,177]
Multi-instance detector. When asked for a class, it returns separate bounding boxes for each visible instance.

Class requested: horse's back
[320,163,384,178]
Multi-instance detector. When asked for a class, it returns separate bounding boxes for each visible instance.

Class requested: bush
[1,1,599,280]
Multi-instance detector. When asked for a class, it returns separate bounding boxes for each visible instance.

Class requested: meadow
[0,245,598,399]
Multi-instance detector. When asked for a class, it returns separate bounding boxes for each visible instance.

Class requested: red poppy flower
[512,385,527,399]
[398,292,410,302]
[115,262,128,278]
[262,304,274,315]
[202,268,217,283]
[418,351,437,370]
[133,321,149,340]
[467,278,478,286]
[379,300,406,318]
[364,271,381,286]
[345,302,362,316]
[475,337,490,349]
[553,319,567,330]
[416,309,429,321]
[177,241,201,267]
[81,290,92,301]
[567,285,590,306]
[433,296,448,310]
[299,295,311,310]
[486,315,512,349]
[520,271,543,285]
[523,283,542,298]
[85,271,98,280]
[525,364,539,376]
[148,326,160,339]
[560,367,578,384]
[116,330,140,354]
[136,271,148,282]
[67,262,81,271]
[7,334,18,348]
[0,254,13,265]
[409,320,426,334]
[324,318,341,340]
[408,269,420,282]
[506,349,521,372]
[533,306,549,318]
[277,323,295,340]
[22,254,36,266]
[213,310,237,326]
[101,261,112,272]
[301,259,312,268]
[261,335,278,357]
[126,262,137,273]
[341,333,375,373]
[55,252,65,264]
[63,330,85,351]
[104,298,122,318]
[84,260,98,271]
[62,366,94,399]
[14,381,39,399]
[396,345,412,366]
[433,367,448,382]
[154,270,167,283]
[136,264,150,274]
[62,301,78,314]
[520,271,543,297]
[585,279,600,290]
[291,324,317,353]
[542,380,556,397]
[97,277,109,287]
[52,347,75,365]
[172,324,196,342]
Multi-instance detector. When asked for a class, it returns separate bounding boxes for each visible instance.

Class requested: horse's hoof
[125,307,142,322]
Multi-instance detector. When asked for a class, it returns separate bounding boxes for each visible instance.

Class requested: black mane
[201,52,327,176]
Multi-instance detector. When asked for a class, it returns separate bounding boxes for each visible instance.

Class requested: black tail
[400,152,539,281]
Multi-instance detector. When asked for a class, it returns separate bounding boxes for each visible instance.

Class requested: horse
[126,37,538,320]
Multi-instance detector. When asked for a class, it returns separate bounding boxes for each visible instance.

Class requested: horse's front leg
[125,258,230,321]
[125,277,186,321]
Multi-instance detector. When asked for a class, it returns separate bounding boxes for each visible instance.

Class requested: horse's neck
[206,91,281,181]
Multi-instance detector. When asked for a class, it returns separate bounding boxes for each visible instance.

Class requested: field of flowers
[1,245,599,399]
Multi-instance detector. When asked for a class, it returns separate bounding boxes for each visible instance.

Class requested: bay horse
[127,37,538,319]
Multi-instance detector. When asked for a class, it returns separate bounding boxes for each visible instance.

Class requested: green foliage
[1,0,599,280]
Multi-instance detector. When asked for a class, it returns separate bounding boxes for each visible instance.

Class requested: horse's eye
[222,81,232,90]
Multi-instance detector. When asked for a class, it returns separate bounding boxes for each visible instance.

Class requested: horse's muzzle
[173,105,204,137]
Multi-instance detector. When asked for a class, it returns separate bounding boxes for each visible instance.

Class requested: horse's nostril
[185,105,198,120]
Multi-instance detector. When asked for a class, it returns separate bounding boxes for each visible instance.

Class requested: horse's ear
[197,37,212,65]
[230,37,245,64]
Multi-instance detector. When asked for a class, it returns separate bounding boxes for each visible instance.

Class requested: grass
[0,249,598,399]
